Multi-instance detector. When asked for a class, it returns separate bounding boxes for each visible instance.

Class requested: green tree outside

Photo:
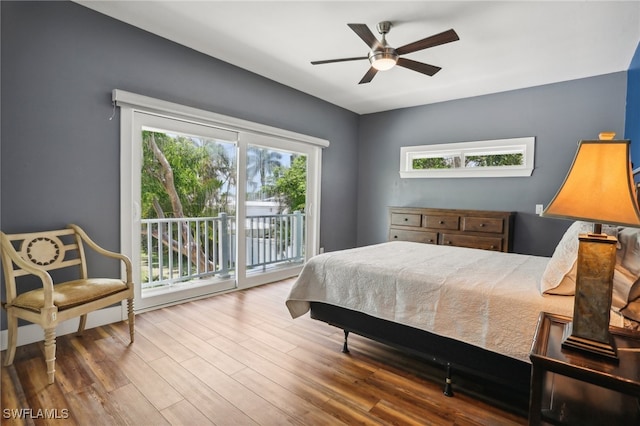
[413,153,523,170]
[465,153,523,167]
[141,131,232,218]
[267,155,307,213]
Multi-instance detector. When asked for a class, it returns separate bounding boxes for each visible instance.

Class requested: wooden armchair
[1,224,134,384]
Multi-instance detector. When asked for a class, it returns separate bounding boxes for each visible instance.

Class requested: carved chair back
[1,228,88,303]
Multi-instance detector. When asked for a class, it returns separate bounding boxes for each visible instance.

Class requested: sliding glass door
[118,96,324,311]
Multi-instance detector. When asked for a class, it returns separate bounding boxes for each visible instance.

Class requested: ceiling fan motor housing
[368,47,398,70]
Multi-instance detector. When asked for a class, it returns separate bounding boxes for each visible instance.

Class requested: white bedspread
[286,241,577,362]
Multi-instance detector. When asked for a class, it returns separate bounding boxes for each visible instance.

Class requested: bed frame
[306,207,530,414]
[310,301,532,415]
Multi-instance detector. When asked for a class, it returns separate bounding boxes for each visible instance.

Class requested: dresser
[388,207,515,252]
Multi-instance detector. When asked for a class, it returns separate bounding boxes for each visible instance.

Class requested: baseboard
[0,305,124,351]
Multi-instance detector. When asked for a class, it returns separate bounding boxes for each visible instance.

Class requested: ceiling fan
[311,21,459,84]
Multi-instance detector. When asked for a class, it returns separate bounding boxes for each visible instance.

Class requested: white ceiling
[76,1,640,114]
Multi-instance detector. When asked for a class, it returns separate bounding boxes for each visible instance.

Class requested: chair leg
[77,314,87,335]
[43,327,57,384]
[4,312,18,366]
[127,298,135,343]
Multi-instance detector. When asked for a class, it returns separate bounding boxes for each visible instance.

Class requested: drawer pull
[393,235,398,239]
[480,223,485,227]
[404,218,408,221]
[439,220,445,224]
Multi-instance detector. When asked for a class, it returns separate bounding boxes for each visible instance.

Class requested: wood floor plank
[208,334,335,408]
[148,356,258,425]
[181,356,298,425]
[109,383,169,426]
[135,316,197,363]
[95,338,183,411]
[175,299,254,343]
[159,320,245,375]
[67,335,130,392]
[64,383,126,426]
[201,308,298,353]
[160,399,215,426]
[106,320,167,363]
[320,396,388,425]
[154,304,219,340]
[231,365,348,425]
[372,398,445,426]
[1,279,527,425]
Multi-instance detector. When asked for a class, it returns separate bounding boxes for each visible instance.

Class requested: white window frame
[400,137,535,178]
[114,89,329,311]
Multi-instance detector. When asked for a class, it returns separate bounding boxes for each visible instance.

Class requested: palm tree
[204,141,236,213]
[246,147,282,200]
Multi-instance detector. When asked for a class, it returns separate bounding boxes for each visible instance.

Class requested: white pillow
[540,221,620,296]
[612,267,639,311]
[614,227,640,312]
[540,221,591,295]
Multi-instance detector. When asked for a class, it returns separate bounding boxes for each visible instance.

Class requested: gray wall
[0,1,630,290]
[356,73,628,256]
[1,0,360,256]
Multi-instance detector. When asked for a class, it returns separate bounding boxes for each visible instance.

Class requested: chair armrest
[0,232,55,307]
[68,224,133,285]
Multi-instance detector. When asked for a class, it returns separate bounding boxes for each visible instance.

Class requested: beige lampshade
[542,140,640,227]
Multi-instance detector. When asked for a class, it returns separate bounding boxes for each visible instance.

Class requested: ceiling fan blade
[396,29,459,55]
[358,67,378,84]
[397,58,441,76]
[311,56,368,65]
[348,23,383,51]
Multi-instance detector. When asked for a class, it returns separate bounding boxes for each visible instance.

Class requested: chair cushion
[11,278,128,312]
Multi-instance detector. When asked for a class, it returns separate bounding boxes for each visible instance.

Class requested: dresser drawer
[440,233,503,251]
[389,229,438,244]
[462,217,504,234]
[391,213,422,227]
[424,215,459,230]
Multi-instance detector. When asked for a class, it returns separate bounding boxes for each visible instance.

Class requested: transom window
[400,137,535,178]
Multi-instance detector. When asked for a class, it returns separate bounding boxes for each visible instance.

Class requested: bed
[285,221,640,413]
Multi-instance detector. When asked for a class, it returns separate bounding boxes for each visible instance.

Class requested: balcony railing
[141,212,304,289]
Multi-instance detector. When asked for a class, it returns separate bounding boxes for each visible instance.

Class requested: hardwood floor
[1,279,527,425]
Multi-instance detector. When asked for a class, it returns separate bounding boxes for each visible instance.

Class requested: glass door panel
[244,146,307,276]
[134,112,238,310]
[235,133,320,289]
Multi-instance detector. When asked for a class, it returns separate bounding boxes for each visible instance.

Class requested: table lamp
[542,136,640,361]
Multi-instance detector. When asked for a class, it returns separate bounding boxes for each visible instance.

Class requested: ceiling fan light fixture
[370,50,398,71]
[312,22,459,84]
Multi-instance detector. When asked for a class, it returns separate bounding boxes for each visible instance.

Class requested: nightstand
[529,312,640,425]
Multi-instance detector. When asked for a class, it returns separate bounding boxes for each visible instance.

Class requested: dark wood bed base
[310,302,532,415]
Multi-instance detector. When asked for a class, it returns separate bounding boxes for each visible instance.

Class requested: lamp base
[561,321,618,362]
[561,233,619,363]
